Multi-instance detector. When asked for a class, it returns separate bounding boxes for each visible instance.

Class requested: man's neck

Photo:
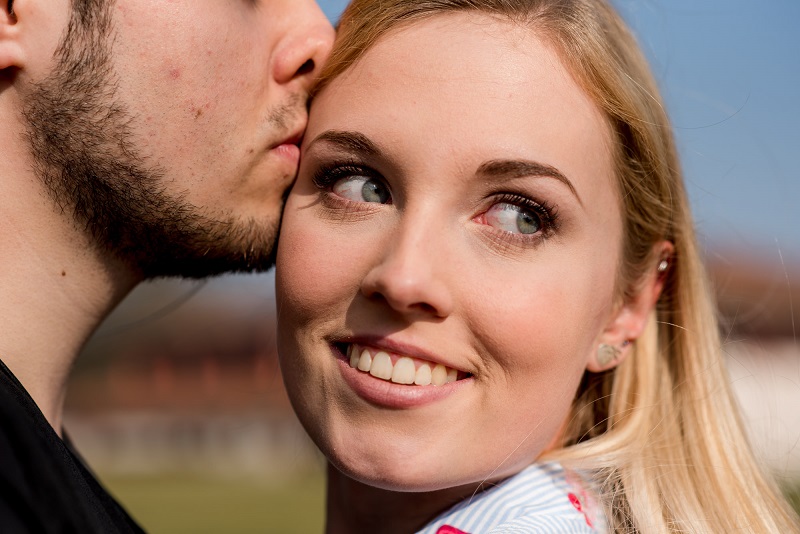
[0,119,138,434]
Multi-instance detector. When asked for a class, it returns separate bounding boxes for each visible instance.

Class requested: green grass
[787,485,800,517]
[101,471,800,533]
[101,471,325,534]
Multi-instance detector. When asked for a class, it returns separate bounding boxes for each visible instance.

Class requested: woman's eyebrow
[307,130,381,156]
[477,159,582,205]
[306,133,582,204]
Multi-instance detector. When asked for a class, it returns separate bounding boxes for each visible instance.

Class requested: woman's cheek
[277,217,336,317]
[469,267,602,375]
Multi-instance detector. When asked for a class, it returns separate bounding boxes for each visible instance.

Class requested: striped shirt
[417,462,604,534]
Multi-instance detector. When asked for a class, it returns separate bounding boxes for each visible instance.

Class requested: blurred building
[65,276,319,479]
[708,250,800,481]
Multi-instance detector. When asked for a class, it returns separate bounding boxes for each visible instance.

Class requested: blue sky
[317,0,800,264]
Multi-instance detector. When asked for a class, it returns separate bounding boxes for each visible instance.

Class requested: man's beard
[20,4,282,279]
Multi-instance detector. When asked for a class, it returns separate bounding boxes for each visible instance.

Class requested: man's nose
[271,0,336,91]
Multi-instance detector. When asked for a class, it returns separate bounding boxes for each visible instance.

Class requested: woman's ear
[0,0,23,70]
[587,240,674,373]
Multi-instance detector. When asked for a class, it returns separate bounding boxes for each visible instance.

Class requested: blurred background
[65,1,800,532]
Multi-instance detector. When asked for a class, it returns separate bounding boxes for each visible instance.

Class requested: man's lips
[273,121,306,150]
[272,143,300,165]
[269,124,305,163]
[277,131,303,149]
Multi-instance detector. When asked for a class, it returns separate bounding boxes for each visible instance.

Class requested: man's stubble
[20,2,287,279]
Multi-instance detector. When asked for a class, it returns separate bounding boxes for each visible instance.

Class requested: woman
[275,0,800,532]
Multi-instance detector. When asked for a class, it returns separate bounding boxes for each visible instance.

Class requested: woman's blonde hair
[314,1,800,531]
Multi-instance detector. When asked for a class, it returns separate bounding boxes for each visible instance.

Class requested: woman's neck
[324,463,484,534]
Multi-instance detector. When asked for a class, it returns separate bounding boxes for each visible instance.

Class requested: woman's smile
[326,340,475,409]
[342,343,468,386]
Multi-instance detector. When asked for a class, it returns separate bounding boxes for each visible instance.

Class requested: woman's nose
[359,227,455,320]
[271,1,336,90]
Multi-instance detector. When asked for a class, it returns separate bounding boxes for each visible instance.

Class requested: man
[0,0,333,531]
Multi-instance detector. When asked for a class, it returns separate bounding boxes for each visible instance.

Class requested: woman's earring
[657,259,669,273]
[597,344,620,367]
[597,340,630,367]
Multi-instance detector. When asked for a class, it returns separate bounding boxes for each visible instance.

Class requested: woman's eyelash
[493,192,560,236]
[310,165,560,238]
[311,162,379,191]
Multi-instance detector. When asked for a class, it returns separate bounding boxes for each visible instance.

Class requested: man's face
[21,0,334,278]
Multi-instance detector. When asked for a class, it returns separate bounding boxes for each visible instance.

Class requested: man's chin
[140,252,278,280]
[125,217,281,280]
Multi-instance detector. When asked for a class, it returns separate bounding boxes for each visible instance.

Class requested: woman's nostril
[415,302,437,315]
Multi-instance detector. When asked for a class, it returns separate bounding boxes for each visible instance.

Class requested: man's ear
[0,0,24,70]
[586,240,674,373]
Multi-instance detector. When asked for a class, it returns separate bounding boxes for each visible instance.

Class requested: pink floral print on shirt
[565,470,600,530]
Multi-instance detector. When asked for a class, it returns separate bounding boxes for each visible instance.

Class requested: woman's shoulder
[418,462,604,534]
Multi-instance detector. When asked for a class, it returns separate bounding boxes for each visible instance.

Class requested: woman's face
[277,12,622,492]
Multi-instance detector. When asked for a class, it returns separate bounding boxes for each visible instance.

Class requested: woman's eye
[484,202,542,234]
[332,175,391,204]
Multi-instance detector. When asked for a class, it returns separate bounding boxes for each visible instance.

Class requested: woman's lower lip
[334,353,470,409]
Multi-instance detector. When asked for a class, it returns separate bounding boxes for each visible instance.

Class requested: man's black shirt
[0,360,144,533]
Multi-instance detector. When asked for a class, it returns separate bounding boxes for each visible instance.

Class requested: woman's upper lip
[337,335,467,373]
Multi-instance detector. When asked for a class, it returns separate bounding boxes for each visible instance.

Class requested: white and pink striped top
[417,462,604,534]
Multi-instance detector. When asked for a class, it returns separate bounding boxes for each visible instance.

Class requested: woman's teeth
[347,344,459,386]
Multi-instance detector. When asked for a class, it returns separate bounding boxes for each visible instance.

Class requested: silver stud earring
[597,343,620,367]
[657,259,669,273]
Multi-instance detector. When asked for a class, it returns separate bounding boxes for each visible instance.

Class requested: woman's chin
[330,457,473,494]
[324,444,463,493]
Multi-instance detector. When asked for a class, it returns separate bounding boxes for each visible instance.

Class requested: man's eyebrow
[307,130,381,156]
[476,159,581,204]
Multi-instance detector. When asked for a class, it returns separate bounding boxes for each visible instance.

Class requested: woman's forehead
[309,12,615,201]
